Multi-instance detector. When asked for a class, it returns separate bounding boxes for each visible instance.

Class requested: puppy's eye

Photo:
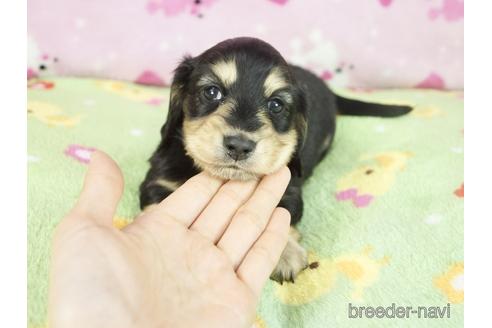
[203,86,223,101]
[267,98,284,114]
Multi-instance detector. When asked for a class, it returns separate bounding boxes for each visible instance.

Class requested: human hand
[48,151,291,328]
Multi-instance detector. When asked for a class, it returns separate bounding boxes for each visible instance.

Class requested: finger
[217,166,290,269]
[71,151,124,226]
[190,179,259,243]
[148,171,224,226]
[237,208,290,297]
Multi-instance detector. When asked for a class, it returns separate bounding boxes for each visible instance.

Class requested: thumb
[71,151,124,226]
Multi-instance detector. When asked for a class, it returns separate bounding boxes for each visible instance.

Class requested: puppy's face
[169,38,306,180]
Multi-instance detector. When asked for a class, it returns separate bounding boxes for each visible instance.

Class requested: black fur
[140,37,412,226]
[336,96,412,117]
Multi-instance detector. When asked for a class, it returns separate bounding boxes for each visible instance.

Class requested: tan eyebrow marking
[275,90,294,104]
[211,58,237,87]
[264,67,289,98]
[197,74,217,87]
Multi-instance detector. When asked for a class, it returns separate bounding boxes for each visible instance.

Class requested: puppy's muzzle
[223,135,256,161]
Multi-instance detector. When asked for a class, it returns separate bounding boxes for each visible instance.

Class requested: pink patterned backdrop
[27,0,463,89]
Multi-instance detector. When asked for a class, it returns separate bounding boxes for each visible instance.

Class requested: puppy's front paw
[270,233,308,284]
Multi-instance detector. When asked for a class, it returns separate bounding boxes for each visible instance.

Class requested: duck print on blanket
[275,246,389,305]
[335,151,412,207]
[27,101,81,127]
[97,80,166,106]
[434,262,464,304]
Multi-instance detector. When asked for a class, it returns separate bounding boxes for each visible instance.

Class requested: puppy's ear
[170,55,195,100]
[160,56,196,143]
[288,154,303,178]
[294,87,308,146]
[289,86,308,178]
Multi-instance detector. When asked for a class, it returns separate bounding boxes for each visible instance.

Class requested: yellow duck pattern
[27,101,81,127]
[434,263,464,304]
[275,246,389,305]
[335,151,412,207]
[97,80,166,105]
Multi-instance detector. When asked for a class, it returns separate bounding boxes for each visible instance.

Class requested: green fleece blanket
[27,78,464,328]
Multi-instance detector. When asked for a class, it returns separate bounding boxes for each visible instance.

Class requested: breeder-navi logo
[348,303,451,319]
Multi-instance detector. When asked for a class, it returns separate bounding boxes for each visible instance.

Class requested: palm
[123,215,257,327]
[49,152,290,328]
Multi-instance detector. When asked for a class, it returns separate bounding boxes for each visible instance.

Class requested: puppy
[139,37,411,283]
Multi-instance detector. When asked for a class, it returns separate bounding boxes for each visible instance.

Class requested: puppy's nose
[223,135,256,161]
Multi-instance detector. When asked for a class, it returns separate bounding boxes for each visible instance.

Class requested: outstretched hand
[48,151,291,328]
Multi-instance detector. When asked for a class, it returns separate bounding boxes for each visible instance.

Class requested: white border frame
[0,0,27,327]
[465,1,492,326]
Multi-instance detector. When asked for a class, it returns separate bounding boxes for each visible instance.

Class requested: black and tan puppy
[140,37,411,283]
